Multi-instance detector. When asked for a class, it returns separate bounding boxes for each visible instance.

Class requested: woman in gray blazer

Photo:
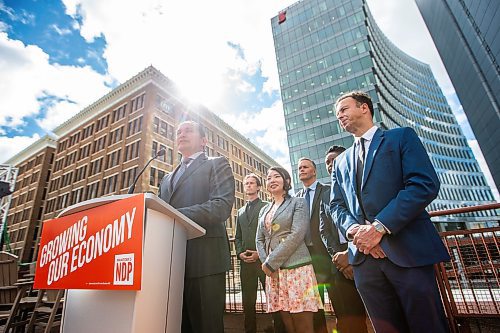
[256,166,323,333]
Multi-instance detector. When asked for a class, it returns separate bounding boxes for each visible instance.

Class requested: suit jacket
[256,196,312,271]
[235,198,268,259]
[159,152,235,278]
[318,184,348,274]
[297,183,335,282]
[330,127,450,267]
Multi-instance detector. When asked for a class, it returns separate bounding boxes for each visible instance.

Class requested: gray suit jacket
[256,196,312,271]
[159,153,235,278]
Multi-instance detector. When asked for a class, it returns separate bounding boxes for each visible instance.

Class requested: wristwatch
[372,221,387,235]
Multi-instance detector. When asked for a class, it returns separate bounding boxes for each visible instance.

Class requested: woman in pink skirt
[256,166,323,333]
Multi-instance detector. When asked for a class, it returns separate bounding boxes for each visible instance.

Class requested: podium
[37,193,205,333]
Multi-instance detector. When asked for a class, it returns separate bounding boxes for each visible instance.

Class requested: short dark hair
[335,90,374,118]
[267,166,292,195]
[244,173,261,187]
[298,157,316,170]
[326,145,346,155]
[177,120,206,138]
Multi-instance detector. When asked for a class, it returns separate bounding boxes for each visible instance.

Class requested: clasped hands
[239,250,259,263]
[349,224,386,259]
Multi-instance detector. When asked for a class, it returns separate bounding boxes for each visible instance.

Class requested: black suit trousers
[329,271,367,333]
[182,273,226,333]
[240,262,285,333]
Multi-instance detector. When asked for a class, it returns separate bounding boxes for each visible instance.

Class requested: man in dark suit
[159,120,235,333]
[296,157,332,333]
[320,145,368,333]
[235,173,284,333]
[330,91,450,332]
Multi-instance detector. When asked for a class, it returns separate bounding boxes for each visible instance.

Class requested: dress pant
[329,271,368,333]
[182,273,226,333]
[241,261,285,333]
[354,256,449,333]
[308,245,331,333]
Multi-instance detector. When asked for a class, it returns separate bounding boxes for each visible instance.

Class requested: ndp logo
[114,253,134,285]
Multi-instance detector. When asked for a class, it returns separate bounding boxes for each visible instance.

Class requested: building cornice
[5,135,57,166]
[53,66,171,138]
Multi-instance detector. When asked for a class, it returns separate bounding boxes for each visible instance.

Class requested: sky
[0,0,497,197]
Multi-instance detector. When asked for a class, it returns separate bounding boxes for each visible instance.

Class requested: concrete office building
[416,0,500,192]
[271,0,495,229]
[4,66,279,263]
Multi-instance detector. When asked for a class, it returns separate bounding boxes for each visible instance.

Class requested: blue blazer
[330,127,450,267]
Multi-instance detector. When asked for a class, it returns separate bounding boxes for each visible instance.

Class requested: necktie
[304,188,312,245]
[172,157,191,188]
[304,188,311,216]
[356,138,367,219]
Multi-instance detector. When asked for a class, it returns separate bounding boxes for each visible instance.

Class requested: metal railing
[433,203,500,332]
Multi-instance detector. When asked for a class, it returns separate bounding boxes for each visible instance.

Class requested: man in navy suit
[330,91,450,332]
[159,120,235,333]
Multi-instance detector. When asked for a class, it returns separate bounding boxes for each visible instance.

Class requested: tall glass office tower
[271,0,495,229]
[415,0,500,192]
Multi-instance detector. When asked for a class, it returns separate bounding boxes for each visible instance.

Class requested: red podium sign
[34,194,144,290]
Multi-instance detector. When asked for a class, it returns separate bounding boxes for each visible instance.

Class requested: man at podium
[159,120,235,333]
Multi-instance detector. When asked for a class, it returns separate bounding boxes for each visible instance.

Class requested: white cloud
[0,32,111,128]
[0,21,9,32]
[50,24,72,36]
[36,100,81,132]
[220,100,290,170]
[0,133,40,163]
[61,0,296,111]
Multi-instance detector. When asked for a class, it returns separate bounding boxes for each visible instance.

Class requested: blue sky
[0,0,497,196]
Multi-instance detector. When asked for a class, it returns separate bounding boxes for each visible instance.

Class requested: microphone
[127,148,166,194]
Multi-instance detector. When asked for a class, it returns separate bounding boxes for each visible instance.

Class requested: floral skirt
[265,264,324,313]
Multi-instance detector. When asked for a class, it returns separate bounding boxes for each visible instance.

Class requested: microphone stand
[127,148,166,194]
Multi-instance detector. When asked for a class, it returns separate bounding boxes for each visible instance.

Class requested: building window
[75,165,87,182]
[153,117,174,140]
[85,182,99,200]
[56,193,70,210]
[70,187,84,205]
[112,104,127,123]
[49,177,61,193]
[127,116,143,137]
[96,115,110,132]
[130,94,145,113]
[150,167,166,187]
[45,198,56,213]
[124,140,141,161]
[108,126,124,146]
[106,150,121,169]
[93,135,106,153]
[150,167,157,186]
[82,124,94,140]
[64,151,77,167]
[61,171,73,188]
[102,174,119,195]
[121,167,138,189]
[167,148,173,165]
[90,158,104,175]
[152,141,167,162]
[78,144,91,160]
